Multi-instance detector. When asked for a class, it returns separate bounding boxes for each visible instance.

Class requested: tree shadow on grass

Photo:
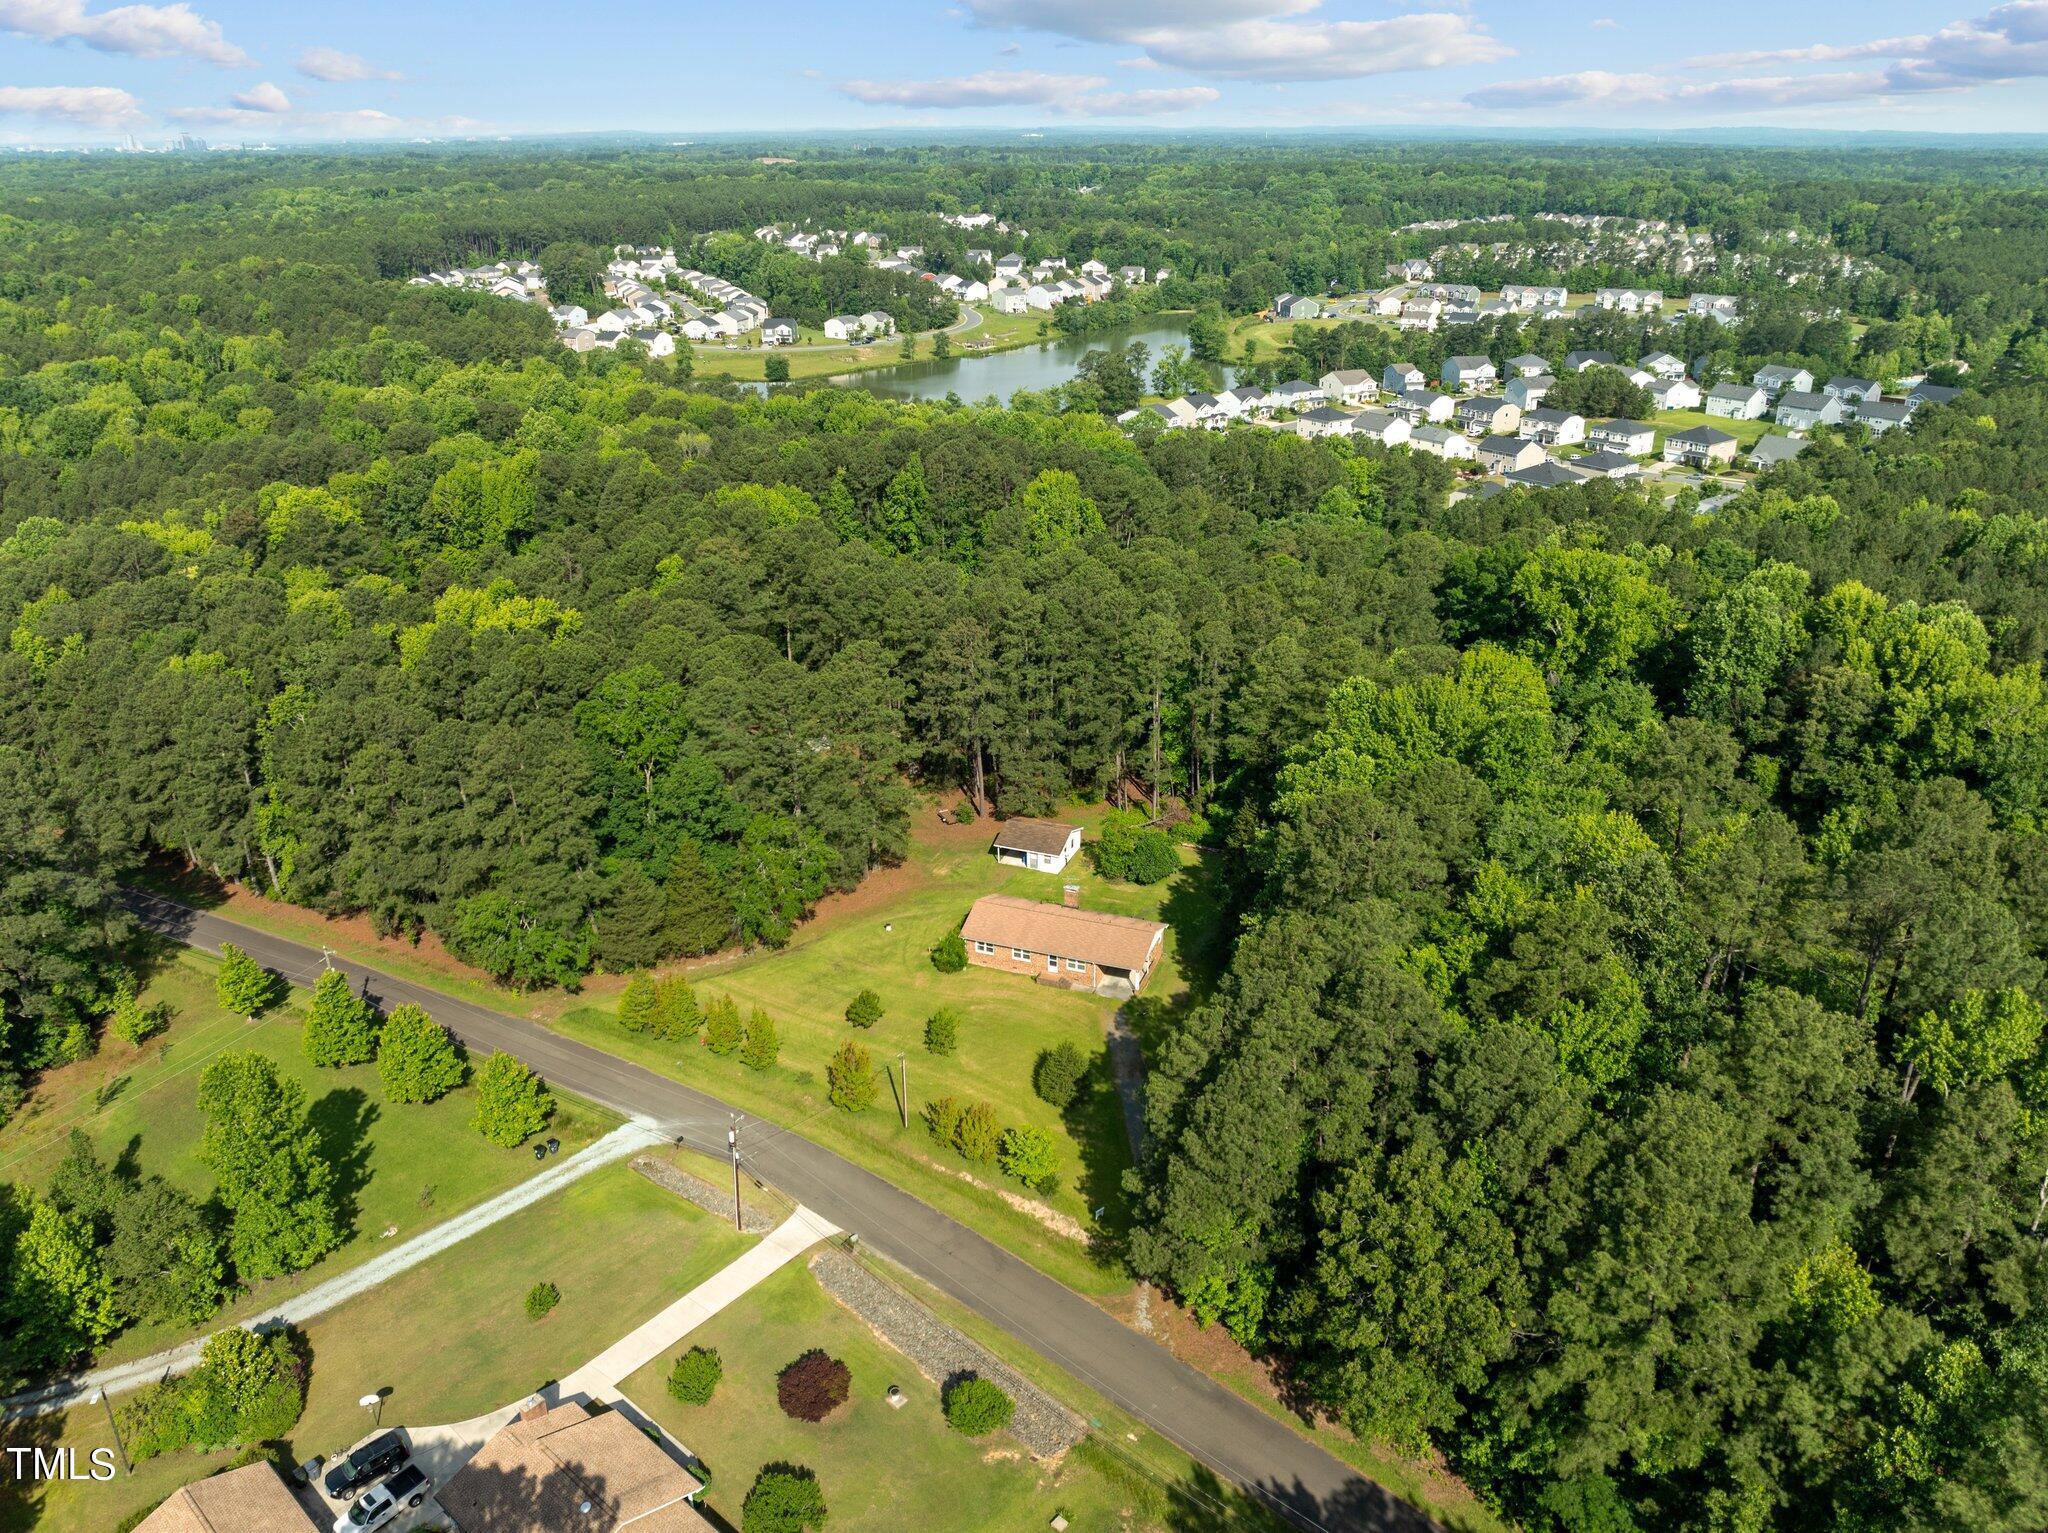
[0,1395,64,1531]
[307,1087,377,1240]
[1067,1069,1138,1268]
[1158,850,1235,1001]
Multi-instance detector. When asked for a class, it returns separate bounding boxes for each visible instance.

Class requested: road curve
[123,891,1432,1533]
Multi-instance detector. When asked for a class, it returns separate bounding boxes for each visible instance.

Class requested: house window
[973,940,995,955]
[1011,947,1031,962]
[1046,954,1059,971]
[1065,958,1087,973]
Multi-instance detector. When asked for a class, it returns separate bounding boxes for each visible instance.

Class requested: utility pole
[897,1053,909,1128]
[729,1115,743,1232]
[97,1388,130,1475]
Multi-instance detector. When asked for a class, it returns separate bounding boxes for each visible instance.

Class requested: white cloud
[0,0,248,67]
[167,101,409,135]
[295,45,401,82]
[840,67,1216,113]
[1590,16,1617,28]
[1116,54,1161,68]
[0,82,143,128]
[1476,1,2048,115]
[998,41,1021,54]
[959,0,1508,81]
[230,80,291,113]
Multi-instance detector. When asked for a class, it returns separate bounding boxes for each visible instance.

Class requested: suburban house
[860,310,896,336]
[1501,284,1568,310]
[1411,424,1477,461]
[1750,434,1810,469]
[1641,351,1687,380]
[1664,424,1740,467]
[1649,377,1703,411]
[1478,434,1547,474]
[1753,364,1815,397]
[990,290,1029,315]
[991,819,1082,874]
[1143,398,1200,429]
[1220,384,1268,415]
[1383,362,1425,395]
[626,329,675,358]
[1319,369,1379,405]
[963,893,1167,996]
[1454,396,1521,436]
[1824,376,1880,402]
[1909,381,1963,407]
[1388,389,1456,424]
[1507,353,1550,377]
[1775,390,1846,431]
[1853,399,1917,434]
[1287,405,1351,438]
[1595,287,1664,312]
[1575,449,1646,479]
[1266,379,1325,412]
[1352,409,1411,446]
[1705,382,1769,420]
[823,314,860,339]
[550,304,589,328]
[761,317,799,345]
[1442,354,1498,392]
[1505,374,1554,410]
[1118,264,1147,284]
[134,1462,321,1533]
[1563,350,1616,374]
[1394,257,1435,281]
[1519,408,1587,446]
[1398,299,1442,331]
[1273,293,1321,320]
[1586,419,1657,456]
[437,1397,711,1533]
[1689,293,1741,323]
[1505,459,1589,489]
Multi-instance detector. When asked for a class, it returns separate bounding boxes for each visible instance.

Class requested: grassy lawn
[689,307,1052,383]
[622,1257,1236,1533]
[4,1159,750,1533]
[1650,406,1774,451]
[0,950,612,1369]
[552,808,1224,1298]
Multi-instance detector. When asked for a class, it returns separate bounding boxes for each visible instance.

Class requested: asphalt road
[126,891,1433,1533]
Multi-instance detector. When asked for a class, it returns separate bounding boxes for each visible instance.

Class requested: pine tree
[303,969,377,1067]
[213,943,274,1021]
[471,1054,553,1146]
[879,452,929,553]
[651,976,699,1041]
[827,1041,876,1112]
[195,1051,341,1279]
[376,1004,465,1103]
[742,1008,780,1070]
[618,971,658,1032]
[665,840,736,955]
[704,995,743,1056]
[599,864,669,970]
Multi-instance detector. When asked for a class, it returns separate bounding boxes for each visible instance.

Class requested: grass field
[1649,405,1775,451]
[0,951,612,1369]
[688,307,1051,382]
[3,1158,749,1533]
[624,1257,1224,1533]
[551,808,1223,1297]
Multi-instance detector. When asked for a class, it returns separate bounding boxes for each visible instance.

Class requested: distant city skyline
[3,0,2048,144]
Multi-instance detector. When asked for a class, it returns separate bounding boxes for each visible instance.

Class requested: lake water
[824,315,1211,402]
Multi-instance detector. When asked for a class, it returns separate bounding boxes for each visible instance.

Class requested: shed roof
[990,818,1079,857]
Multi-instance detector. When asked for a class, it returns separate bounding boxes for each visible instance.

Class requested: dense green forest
[4,140,2048,1531]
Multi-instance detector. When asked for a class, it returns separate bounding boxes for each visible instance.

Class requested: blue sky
[3,0,2047,144]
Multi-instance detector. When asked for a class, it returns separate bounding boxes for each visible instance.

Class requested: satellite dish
[359,1393,380,1408]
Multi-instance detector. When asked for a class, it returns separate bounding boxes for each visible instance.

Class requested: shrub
[763,354,790,384]
[999,1125,1061,1193]
[742,1465,828,1533]
[525,1281,560,1319]
[213,943,275,1021]
[107,978,165,1046]
[303,969,378,1067]
[921,1095,963,1146]
[953,1101,1001,1164]
[930,931,967,974]
[1089,808,1148,881]
[776,1350,851,1421]
[618,971,657,1031]
[951,800,977,824]
[924,1007,960,1055]
[943,1375,1015,1437]
[668,1345,722,1405]
[651,976,699,1041]
[742,1008,781,1070]
[1124,829,1181,885]
[376,1004,465,1103]
[704,994,743,1056]
[844,988,883,1029]
[827,1041,876,1112]
[472,1053,553,1146]
[1033,1041,1088,1111]
[123,1327,308,1459]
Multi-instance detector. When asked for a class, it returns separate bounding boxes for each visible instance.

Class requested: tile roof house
[990,818,1082,874]
[437,1398,711,1533]
[134,1462,323,1533]
[962,894,1167,996]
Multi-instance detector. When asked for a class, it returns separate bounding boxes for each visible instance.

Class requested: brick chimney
[1062,884,1080,909]
[517,1392,548,1423]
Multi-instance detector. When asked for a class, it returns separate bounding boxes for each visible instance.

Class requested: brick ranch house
[989,817,1082,874]
[961,892,1167,998]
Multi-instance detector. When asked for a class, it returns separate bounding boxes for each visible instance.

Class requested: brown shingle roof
[961,894,1165,972]
[437,1402,709,1533]
[136,1462,322,1533]
[989,818,1079,857]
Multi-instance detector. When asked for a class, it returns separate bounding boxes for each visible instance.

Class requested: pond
[823,315,1217,402]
